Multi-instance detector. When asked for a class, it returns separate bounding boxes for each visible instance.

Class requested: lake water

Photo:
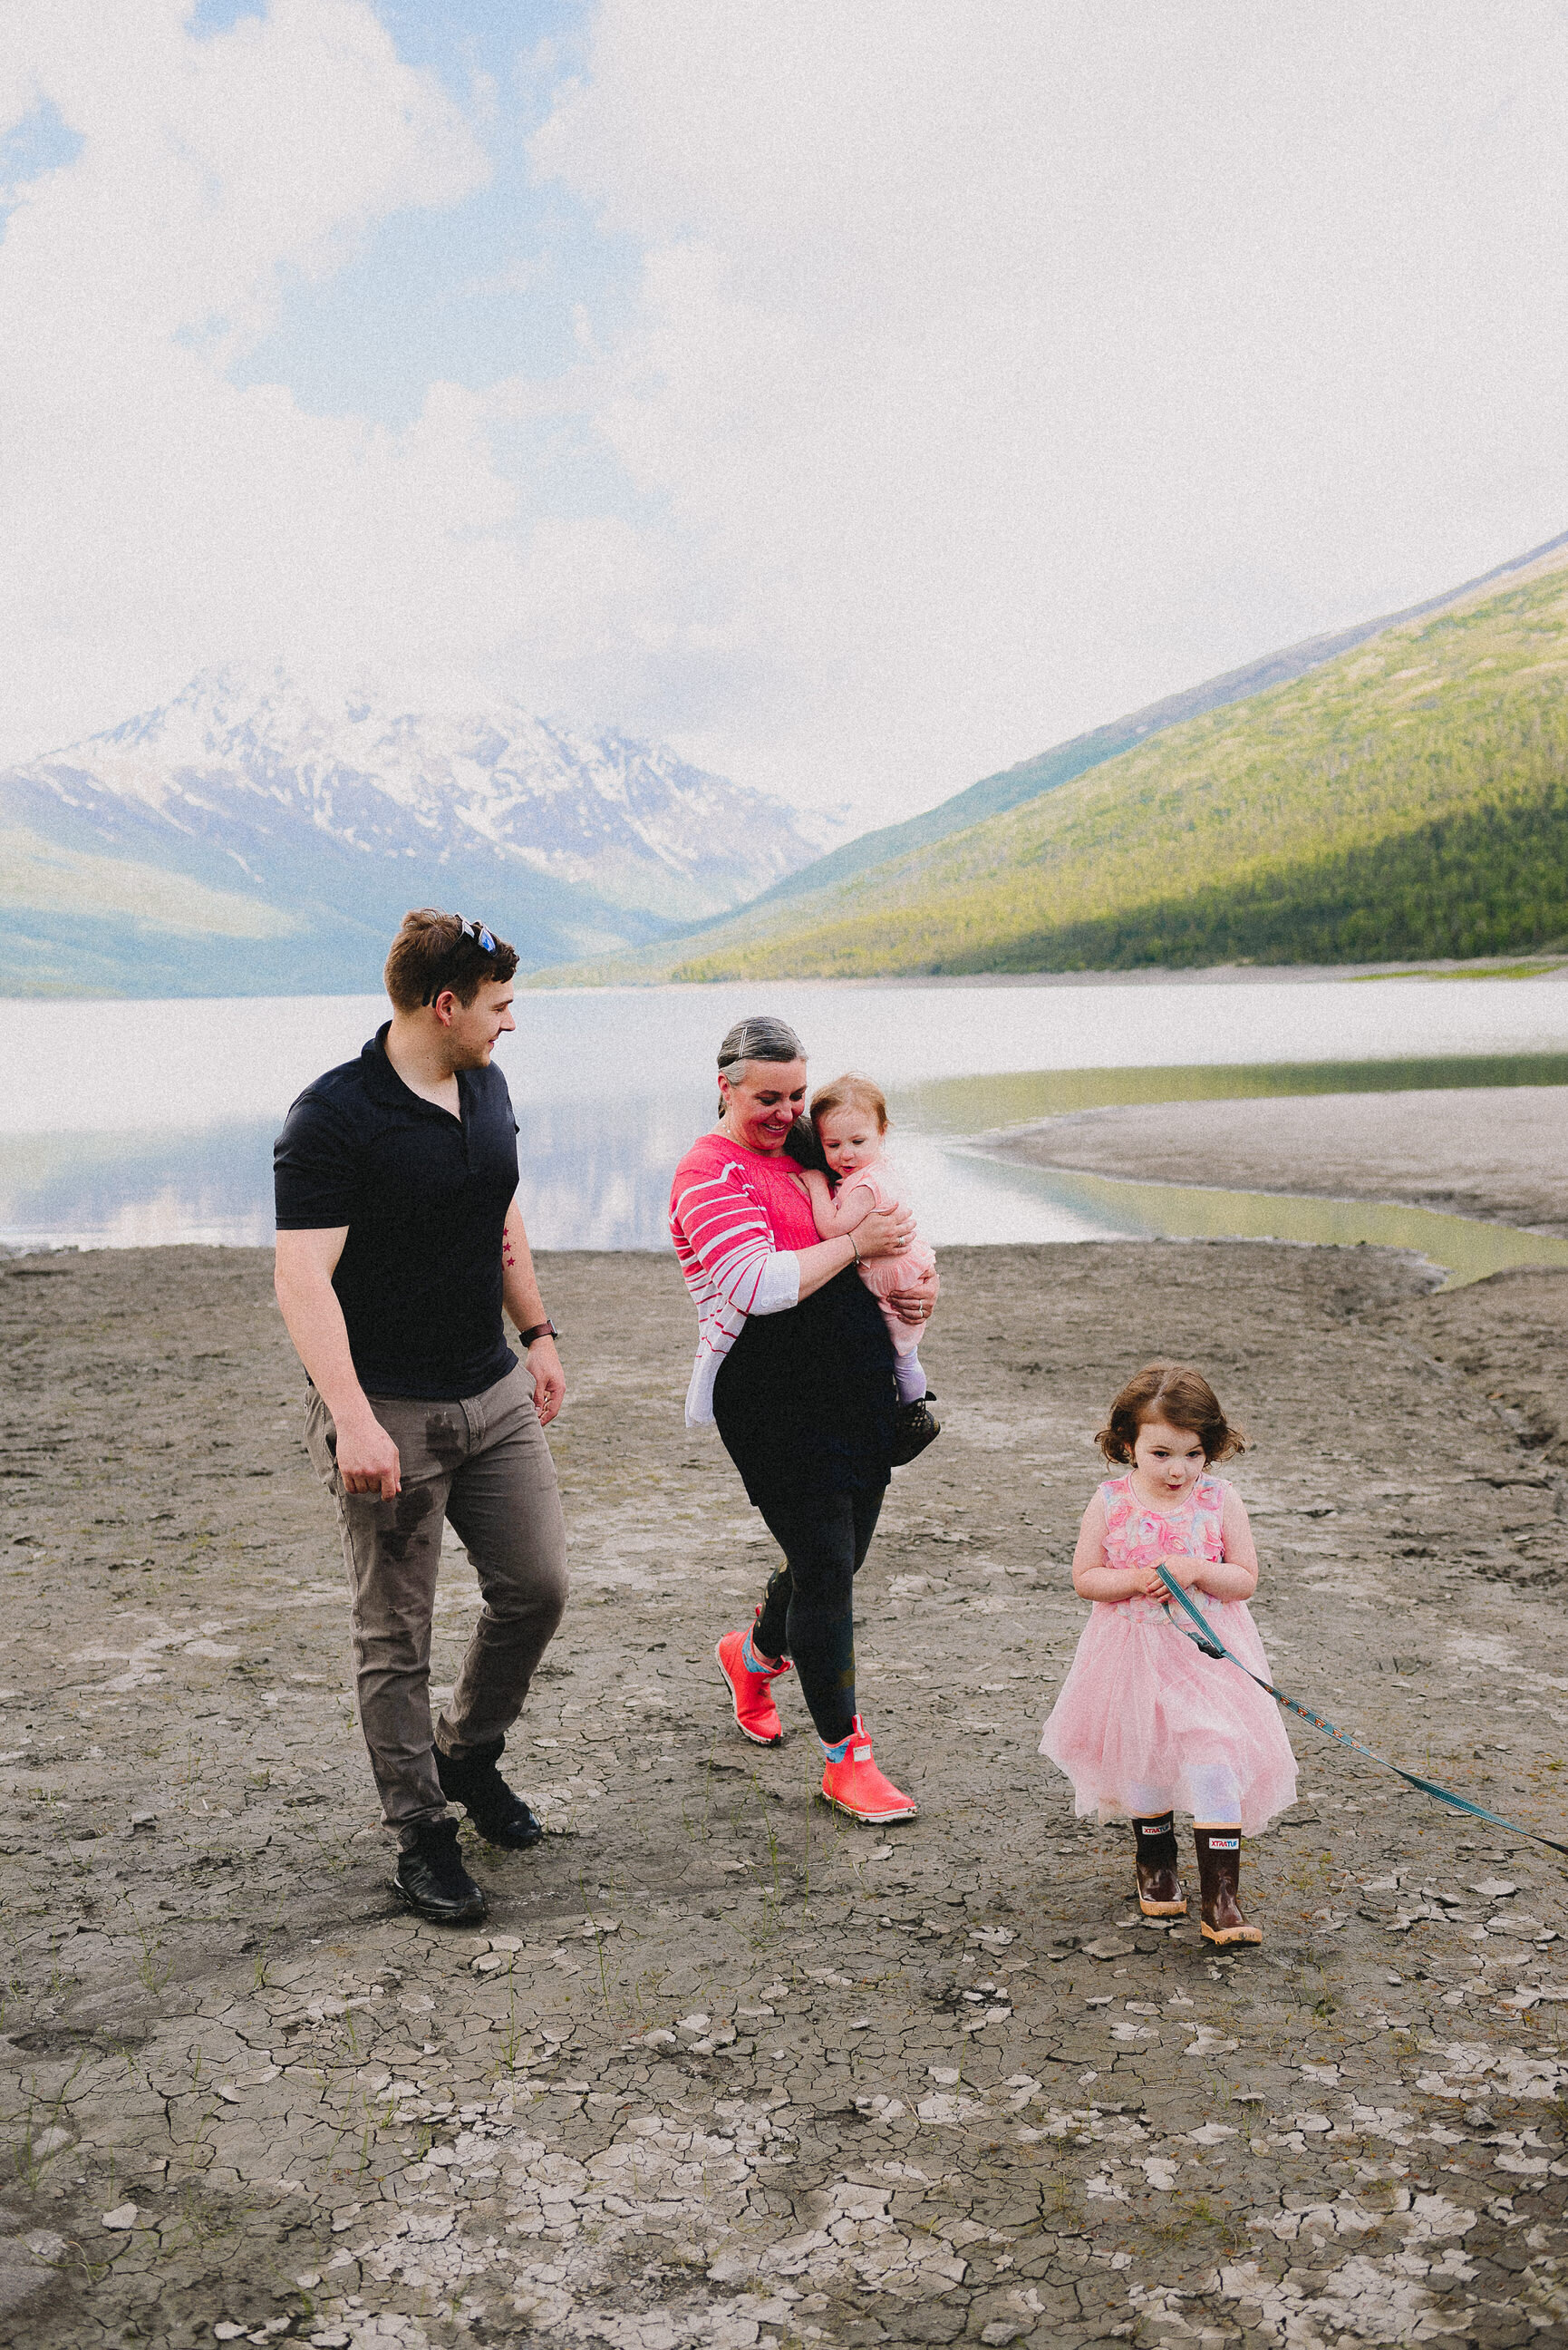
[5,974,1568,1282]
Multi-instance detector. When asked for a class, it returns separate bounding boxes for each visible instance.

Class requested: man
[273,909,567,1925]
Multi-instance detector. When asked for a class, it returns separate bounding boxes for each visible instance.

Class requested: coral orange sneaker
[818,1715,917,1823]
[716,1625,791,1746]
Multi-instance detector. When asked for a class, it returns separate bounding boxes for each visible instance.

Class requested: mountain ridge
[0,670,839,996]
[533,529,1568,986]
[665,523,1568,940]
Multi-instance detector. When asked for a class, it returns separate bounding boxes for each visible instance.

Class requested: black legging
[751,1489,884,1746]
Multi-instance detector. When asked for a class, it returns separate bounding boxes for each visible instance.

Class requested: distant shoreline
[8,951,1568,1004]
[779,955,1568,991]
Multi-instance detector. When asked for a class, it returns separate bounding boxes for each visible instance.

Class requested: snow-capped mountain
[14,668,838,920]
[0,670,847,995]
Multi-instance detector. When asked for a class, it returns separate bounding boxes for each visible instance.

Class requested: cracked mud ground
[6,1242,1568,2349]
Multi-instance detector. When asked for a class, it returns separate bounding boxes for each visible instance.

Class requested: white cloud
[0,0,511,756]
[5,2,1568,829]
[527,0,1568,813]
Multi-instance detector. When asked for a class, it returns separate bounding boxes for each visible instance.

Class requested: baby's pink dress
[1039,1473,1298,1832]
[839,1163,935,1357]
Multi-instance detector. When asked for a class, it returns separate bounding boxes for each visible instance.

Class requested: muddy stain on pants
[304,1358,567,1843]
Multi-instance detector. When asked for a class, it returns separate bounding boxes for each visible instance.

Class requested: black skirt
[712,1267,897,1509]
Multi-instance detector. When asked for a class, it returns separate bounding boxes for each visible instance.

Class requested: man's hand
[334,1409,402,1500]
[528,1336,565,1428]
[275,1230,399,1495]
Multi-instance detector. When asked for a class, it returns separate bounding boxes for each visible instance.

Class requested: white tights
[1128,1764,1242,1828]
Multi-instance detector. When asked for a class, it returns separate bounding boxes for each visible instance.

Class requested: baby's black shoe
[890,1393,941,1466]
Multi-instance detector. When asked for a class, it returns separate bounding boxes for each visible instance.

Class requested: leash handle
[1149,1561,1568,1862]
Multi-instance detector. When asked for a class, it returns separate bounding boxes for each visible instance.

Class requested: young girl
[1039,1363,1297,1947]
[800,1074,940,1456]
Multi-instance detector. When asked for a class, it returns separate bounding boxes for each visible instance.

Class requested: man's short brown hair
[383,909,519,1012]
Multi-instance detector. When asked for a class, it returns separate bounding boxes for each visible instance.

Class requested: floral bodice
[1099,1471,1227,1615]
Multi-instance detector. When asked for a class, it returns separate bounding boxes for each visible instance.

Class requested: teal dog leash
[1152,1560,1568,1862]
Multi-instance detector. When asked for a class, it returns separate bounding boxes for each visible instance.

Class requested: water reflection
[0,1124,283,1249]
[5,986,1568,1277]
[7,1110,1563,1284]
[0,1100,1126,1254]
[514,1088,714,1249]
[951,1154,1568,1289]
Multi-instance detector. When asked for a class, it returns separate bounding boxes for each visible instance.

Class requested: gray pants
[305,1360,568,1844]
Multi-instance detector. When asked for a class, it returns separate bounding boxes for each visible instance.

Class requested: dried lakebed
[5,1240,1568,2348]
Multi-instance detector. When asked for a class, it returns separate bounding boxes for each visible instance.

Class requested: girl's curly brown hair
[1097,1362,1246,1467]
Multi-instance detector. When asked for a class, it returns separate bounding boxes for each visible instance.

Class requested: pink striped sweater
[669,1133,819,1426]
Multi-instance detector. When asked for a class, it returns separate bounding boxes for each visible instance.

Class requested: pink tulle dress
[1039,1472,1298,1833]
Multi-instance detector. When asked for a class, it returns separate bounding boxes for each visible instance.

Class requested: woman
[669,1015,937,1821]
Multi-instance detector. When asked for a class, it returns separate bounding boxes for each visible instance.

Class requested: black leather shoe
[392,1817,487,1924]
[889,1393,941,1467]
[436,1736,546,1850]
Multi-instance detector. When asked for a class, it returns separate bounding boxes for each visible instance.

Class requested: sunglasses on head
[421,914,498,1005]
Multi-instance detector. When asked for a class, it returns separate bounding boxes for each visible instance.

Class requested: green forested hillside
[720,524,1568,924]
[541,549,1568,983]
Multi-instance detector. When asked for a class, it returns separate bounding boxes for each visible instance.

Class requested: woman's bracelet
[848,1233,860,1265]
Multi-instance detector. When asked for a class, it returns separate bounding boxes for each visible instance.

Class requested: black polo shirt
[273,1024,518,1401]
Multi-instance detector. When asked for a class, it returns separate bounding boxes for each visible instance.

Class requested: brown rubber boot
[1195,1826,1263,1946]
[1133,1811,1187,1917]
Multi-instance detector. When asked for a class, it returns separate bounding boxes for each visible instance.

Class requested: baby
[802,1073,939,1454]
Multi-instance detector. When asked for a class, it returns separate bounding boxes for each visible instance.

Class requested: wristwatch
[518,1319,560,1345]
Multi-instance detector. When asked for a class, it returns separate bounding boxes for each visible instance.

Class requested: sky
[4,2,1568,829]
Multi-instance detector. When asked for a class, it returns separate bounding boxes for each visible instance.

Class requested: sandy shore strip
[5,1239,1568,2345]
[976,1083,1568,1237]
